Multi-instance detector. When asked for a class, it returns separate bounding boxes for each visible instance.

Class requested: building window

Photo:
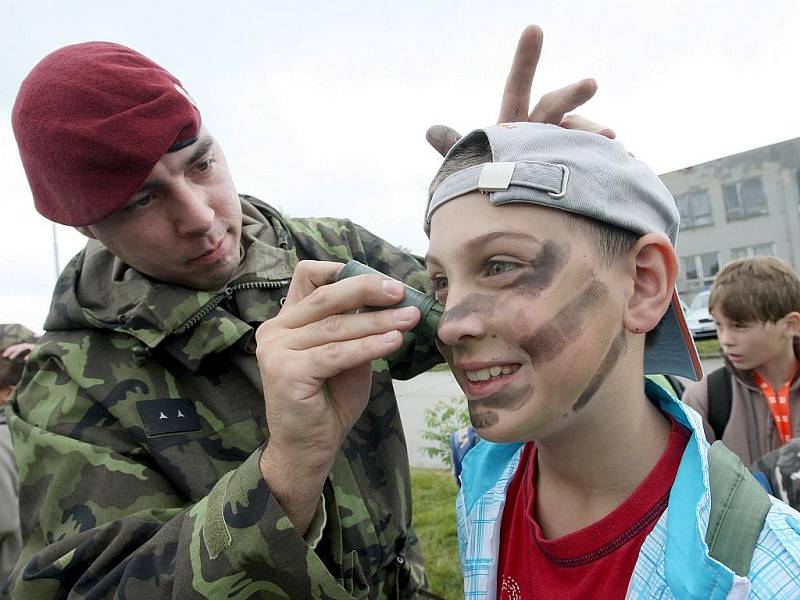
[681,252,720,286]
[722,176,768,221]
[731,242,776,260]
[675,189,713,229]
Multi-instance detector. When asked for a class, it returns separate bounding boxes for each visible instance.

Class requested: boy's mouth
[464,364,520,382]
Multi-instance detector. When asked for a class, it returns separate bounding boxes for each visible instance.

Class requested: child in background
[683,257,800,465]
[423,123,800,599]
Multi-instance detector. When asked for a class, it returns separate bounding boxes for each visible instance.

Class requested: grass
[694,337,721,358]
[411,467,463,599]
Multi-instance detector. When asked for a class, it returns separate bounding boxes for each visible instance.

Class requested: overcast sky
[2,0,800,332]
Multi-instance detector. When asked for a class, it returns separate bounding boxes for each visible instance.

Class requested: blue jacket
[456,380,800,599]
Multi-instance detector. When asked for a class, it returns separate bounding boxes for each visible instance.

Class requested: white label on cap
[478,162,516,192]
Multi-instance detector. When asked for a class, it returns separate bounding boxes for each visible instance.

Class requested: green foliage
[411,468,463,599]
[421,396,470,467]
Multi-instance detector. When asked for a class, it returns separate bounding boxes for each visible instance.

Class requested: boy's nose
[717,329,734,349]
[436,301,488,347]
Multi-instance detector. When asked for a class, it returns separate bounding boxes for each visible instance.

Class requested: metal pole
[52,222,60,279]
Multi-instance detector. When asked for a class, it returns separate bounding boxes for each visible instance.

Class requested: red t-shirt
[497,418,690,600]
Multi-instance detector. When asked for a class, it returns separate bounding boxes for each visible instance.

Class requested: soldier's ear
[74,226,97,240]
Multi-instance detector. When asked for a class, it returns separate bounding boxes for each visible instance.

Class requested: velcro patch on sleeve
[136,398,202,436]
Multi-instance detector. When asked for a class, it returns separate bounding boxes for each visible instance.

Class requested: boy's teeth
[465,365,518,382]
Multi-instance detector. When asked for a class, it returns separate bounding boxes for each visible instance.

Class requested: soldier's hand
[255,260,420,533]
[1,342,35,361]
[426,24,615,157]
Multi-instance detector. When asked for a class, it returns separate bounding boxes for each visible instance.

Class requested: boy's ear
[783,311,800,337]
[623,233,677,335]
[74,226,96,240]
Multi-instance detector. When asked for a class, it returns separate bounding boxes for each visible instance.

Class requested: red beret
[12,42,201,226]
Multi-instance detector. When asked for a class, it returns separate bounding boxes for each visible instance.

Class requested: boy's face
[712,309,796,372]
[426,192,629,442]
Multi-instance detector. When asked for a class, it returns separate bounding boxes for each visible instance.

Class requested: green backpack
[706,440,772,577]
[647,374,771,577]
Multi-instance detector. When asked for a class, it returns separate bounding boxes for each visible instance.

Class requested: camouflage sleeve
[286,217,444,380]
[3,344,372,599]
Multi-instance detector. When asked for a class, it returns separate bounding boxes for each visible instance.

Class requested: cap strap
[427,160,567,223]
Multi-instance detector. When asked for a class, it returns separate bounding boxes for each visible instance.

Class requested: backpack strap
[664,374,686,398]
[706,441,772,576]
[707,366,732,440]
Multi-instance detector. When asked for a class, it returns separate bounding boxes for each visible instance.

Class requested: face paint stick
[337,260,444,338]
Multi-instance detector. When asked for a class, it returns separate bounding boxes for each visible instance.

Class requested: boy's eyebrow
[425,231,542,266]
[463,232,541,253]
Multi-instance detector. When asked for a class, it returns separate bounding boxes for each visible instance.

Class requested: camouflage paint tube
[337,260,443,337]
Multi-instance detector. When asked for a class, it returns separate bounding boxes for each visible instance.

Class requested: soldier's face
[426,193,627,443]
[80,127,243,291]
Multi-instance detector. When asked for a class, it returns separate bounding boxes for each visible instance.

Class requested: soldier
[6,27,606,598]
[0,324,37,582]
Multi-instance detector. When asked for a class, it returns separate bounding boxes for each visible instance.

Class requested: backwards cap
[12,41,201,226]
[426,122,702,381]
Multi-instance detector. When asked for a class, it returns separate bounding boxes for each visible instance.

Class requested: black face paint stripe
[438,240,571,330]
[521,280,610,365]
[572,330,628,412]
[468,384,532,412]
[438,293,496,329]
[508,240,571,297]
[469,408,499,429]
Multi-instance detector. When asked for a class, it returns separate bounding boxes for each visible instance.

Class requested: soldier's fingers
[283,260,346,306]
[290,305,420,350]
[2,343,33,360]
[498,25,543,123]
[528,78,598,125]
[302,330,406,380]
[280,271,406,329]
[559,113,616,139]
[426,125,462,157]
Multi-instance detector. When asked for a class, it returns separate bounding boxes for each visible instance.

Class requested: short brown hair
[709,256,800,323]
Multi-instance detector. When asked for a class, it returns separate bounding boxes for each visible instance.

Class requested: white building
[660,137,800,301]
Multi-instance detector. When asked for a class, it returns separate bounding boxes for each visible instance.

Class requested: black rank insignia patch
[136,398,202,437]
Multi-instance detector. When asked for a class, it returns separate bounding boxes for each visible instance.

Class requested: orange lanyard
[752,364,799,445]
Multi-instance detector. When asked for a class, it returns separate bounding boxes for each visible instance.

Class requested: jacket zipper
[174,279,290,336]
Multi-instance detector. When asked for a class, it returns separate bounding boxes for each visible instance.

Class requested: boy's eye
[427,274,448,301]
[485,259,518,277]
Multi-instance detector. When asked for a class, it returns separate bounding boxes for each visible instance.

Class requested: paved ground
[395,355,725,468]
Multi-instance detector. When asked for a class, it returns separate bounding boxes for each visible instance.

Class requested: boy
[423,123,800,598]
[683,257,800,466]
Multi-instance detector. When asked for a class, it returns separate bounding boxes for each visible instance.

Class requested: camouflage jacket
[4,197,442,599]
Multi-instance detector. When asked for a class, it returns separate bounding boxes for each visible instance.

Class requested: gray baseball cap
[425,122,702,381]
